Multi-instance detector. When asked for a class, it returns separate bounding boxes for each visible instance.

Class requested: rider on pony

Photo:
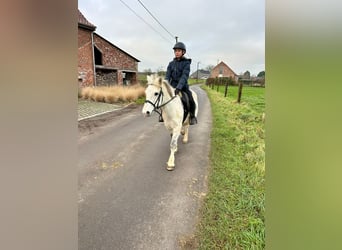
[164,42,197,125]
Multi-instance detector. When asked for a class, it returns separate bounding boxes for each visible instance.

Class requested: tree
[156,66,163,73]
[144,68,152,74]
[257,71,265,78]
[243,70,251,79]
[156,66,166,76]
[205,65,215,72]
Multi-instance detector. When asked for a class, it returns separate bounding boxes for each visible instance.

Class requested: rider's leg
[185,89,197,125]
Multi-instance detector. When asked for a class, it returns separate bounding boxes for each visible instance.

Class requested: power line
[137,0,175,40]
[119,0,172,44]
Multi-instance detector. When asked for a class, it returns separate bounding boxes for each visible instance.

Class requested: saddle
[179,91,190,123]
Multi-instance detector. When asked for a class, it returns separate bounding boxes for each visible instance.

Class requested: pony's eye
[154,92,159,96]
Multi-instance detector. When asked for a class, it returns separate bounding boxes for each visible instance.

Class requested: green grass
[210,85,265,113]
[188,78,206,85]
[194,85,265,249]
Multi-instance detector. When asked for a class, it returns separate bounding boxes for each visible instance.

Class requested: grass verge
[194,85,265,249]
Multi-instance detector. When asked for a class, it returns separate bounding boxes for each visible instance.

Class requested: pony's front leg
[166,130,180,171]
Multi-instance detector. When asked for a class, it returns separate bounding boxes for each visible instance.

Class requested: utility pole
[196,61,200,84]
[175,36,178,43]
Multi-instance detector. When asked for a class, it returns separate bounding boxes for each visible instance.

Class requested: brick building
[78,10,140,87]
[210,61,238,82]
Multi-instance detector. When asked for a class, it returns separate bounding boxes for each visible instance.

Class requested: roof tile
[78,9,96,30]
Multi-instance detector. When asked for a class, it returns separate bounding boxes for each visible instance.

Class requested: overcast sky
[78,0,265,76]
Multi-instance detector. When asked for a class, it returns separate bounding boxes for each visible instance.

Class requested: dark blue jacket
[165,57,192,90]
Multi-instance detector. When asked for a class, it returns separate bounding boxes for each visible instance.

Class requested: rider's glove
[174,88,181,95]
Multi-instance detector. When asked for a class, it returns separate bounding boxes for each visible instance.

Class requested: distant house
[210,61,238,82]
[190,69,210,79]
[78,10,140,87]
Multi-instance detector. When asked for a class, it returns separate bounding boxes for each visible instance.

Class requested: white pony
[142,74,198,171]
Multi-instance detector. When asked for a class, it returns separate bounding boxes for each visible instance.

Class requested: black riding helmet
[173,42,186,52]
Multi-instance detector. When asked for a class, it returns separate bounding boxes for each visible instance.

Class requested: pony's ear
[146,75,151,83]
[158,77,162,86]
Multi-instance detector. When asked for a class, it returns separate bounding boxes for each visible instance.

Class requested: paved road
[78,85,212,250]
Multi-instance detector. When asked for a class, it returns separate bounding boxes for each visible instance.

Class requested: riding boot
[183,88,197,125]
[189,99,197,125]
[190,114,197,125]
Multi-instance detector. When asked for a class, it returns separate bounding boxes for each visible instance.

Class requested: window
[94,46,102,65]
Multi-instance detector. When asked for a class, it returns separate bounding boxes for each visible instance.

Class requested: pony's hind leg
[182,124,190,144]
[166,131,180,170]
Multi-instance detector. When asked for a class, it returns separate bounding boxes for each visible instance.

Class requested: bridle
[144,84,178,117]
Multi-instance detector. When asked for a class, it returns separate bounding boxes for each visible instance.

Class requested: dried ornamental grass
[80,85,145,103]
[81,87,92,99]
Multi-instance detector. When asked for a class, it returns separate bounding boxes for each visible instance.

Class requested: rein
[145,84,178,117]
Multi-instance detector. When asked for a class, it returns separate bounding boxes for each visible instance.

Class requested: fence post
[216,77,220,92]
[224,77,229,97]
[237,80,243,103]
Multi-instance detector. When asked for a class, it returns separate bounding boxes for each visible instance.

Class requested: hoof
[166,165,175,171]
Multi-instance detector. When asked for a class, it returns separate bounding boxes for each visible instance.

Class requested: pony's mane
[161,79,174,98]
[150,75,174,98]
